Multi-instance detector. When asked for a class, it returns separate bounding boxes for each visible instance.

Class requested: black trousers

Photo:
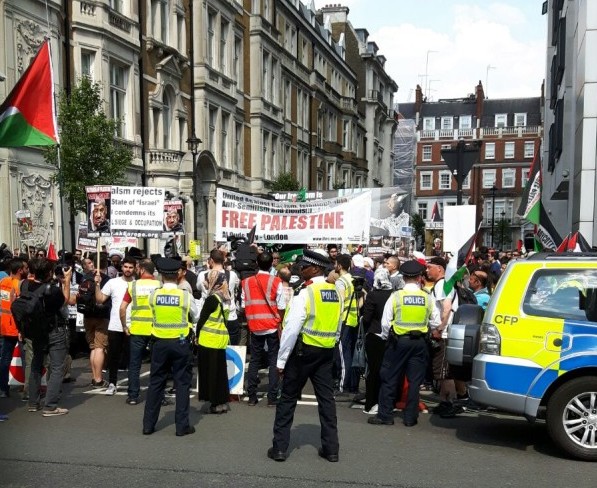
[143,339,193,434]
[364,333,386,411]
[272,344,338,455]
[377,335,428,424]
[107,330,125,385]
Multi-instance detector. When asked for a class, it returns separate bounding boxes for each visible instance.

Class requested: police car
[447,253,597,461]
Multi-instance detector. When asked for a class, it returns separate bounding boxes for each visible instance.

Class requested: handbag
[352,318,367,371]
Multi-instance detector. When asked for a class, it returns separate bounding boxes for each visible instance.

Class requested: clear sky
[314,0,548,103]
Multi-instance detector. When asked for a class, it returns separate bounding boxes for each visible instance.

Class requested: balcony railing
[419,126,540,140]
[148,149,183,168]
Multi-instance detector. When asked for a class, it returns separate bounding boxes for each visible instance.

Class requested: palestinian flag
[431,201,442,222]
[517,147,540,225]
[446,223,481,295]
[0,40,58,147]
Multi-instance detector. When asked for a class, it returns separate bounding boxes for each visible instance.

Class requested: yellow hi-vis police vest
[150,287,192,339]
[338,274,358,327]
[391,288,432,336]
[197,295,230,350]
[128,279,161,336]
[301,282,341,348]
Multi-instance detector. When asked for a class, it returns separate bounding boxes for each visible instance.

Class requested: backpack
[454,283,478,306]
[76,278,96,315]
[11,281,54,341]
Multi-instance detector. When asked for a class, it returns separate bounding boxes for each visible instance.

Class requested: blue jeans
[0,336,18,394]
[29,326,68,410]
[247,332,280,402]
[128,334,151,400]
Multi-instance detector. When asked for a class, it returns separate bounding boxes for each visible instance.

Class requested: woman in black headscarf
[361,267,393,414]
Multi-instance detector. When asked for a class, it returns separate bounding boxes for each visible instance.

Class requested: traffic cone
[9,343,25,385]
[395,378,428,413]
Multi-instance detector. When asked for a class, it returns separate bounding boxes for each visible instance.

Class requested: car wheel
[546,377,597,461]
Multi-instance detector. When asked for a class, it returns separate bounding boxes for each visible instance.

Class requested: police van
[447,253,597,461]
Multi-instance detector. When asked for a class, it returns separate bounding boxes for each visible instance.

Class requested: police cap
[155,257,181,275]
[400,259,426,277]
[299,249,331,269]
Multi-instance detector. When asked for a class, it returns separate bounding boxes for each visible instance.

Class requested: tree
[495,218,512,250]
[45,77,132,215]
[410,212,425,250]
[270,171,300,191]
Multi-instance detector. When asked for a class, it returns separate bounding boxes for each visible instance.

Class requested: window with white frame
[459,115,472,129]
[485,142,495,159]
[220,19,229,74]
[505,141,515,159]
[420,171,432,190]
[441,116,453,130]
[207,10,216,65]
[343,169,350,188]
[284,80,291,118]
[514,113,527,127]
[109,62,127,137]
[234,36,242,81]
[483,169,496,188]
[524,140,535,158]
[502,168,515,188]
[221,112,229,168]
[327,162,335,190]
[263,51,270,100]
[462,173,470,189]
[160,0,169,44]
[109,0,123,12]
[522,168,530,187]
[263,131,270,179]
[235,121,243,172]
[495,113,507,128]
[439,171,451,190]
[343,120,349,149]
[81,50,95,79]
[418,202,428,220]
[271,58,278,105]
[208,106,217,154]
[162,87,173,149]
[177,13,184,52]
[271,135,278,177]
[422,145,432,161]
[423,117,435,131]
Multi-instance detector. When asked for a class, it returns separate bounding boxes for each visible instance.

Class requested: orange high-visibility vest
[242,274,281,332]
[0,276,20,337]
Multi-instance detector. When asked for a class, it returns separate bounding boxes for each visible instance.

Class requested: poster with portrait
[86,186,112,237]
[162,200,185,237]
[15,210,33,237]
[77,222,97,251]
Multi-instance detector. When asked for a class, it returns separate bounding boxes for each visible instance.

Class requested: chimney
[475,80,484,120]
[319,4,350,24]
[415,84,423,113]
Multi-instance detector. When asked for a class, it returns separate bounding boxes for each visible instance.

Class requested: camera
[352,276,366,294]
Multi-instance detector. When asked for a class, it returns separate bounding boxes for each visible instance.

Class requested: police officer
[142,258,198,436]
[120,258,161,405]
[268,249,343,463]
[368,260,439,427]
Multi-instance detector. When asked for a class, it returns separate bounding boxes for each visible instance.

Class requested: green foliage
[271,171,300,191]
[45,77,132,214]
[495,218,512,250]
[410,212,425,242]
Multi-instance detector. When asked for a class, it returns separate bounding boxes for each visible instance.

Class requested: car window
[523,269,597,322]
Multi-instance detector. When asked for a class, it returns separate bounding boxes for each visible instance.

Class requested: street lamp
[500,211,506,249]
[187,132,202,240]
[490,184,497,248]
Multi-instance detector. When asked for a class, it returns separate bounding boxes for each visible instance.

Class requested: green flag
[444,265,469,296]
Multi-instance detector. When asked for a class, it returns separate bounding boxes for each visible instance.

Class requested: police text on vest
[402,295,425,306]
[156,295,180,306]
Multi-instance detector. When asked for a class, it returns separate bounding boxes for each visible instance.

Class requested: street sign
[226,346,247,395]
[189,240,201,259]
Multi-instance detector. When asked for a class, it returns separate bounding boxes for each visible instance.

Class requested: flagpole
[56,144,68,251]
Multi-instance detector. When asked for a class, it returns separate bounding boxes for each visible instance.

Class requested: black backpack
[454,283,478,306]
[11,281,54,341]
[76,278,96,315]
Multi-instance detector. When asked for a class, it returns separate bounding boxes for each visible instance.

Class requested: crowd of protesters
[0,239,522,458]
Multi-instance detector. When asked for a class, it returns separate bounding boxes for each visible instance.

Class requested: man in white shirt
[94,256,136,395]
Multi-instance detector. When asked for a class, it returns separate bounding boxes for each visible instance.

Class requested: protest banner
[85,186,165,239]
[162,199,185,237]
[77,222,97,251]
[86,186,112,237]
[15,210,33,237]
[216,188,371,244]
[273,187,410,238]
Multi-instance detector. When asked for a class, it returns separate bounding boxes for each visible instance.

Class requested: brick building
[399,82,542,252]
